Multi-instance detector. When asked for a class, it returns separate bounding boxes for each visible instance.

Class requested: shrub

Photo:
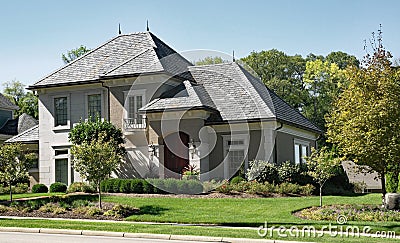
[277,182,301,194]
[277,161,301,183]
[130,179,143,193]
[112,179,122,193]
[68,182,96,193]
[119,180,131,193]
[32,184,48,193]
[215,180,232,194]
[142,180,154,193]
[104,204,138,218]
[300,184,315,196]
[186,180,203,194]
[246,181,276,195]
[202,179,222,193]
[148,179,165,194]
[85,206,103,216]
[71,199,91,208]
[163,179,178,193]
[38,203,66,214]
[230,176,245,184]
[246,160,279,183]
[50,182,68,193]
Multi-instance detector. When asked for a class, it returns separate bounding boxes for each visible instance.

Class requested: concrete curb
[0,227,313,243]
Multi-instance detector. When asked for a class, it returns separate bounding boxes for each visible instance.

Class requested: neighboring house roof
[144,62,321,133]
[0,93,19,110]
[342,161,382,190]
[0,113,38,136]
[5,125,38,144]
[28,32,193,89]
[140,80,217,112]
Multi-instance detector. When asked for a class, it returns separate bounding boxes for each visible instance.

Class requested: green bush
[163,178,178,193]
[50,182,67,193]
[112,179,122,193]
[246,160,279,183]
[32,184,48,193]
[148,179,165,194]
[38,203,66,214]
[300,184,315,196]
[277,161,301,183]
[142,180,154,193]
[230,176,245,184]
[130,179,143,193]
[104,204,138,218]
[277,182,301,194]
[185,179,203,194]
[119,180,131,193]
[68,182,96,193]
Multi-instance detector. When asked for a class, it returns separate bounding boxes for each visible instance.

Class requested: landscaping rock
[384,193,400,210]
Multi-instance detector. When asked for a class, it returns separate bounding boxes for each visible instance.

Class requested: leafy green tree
[326,31,400,198]
[71,135,122,209]
[241,49,308,109]
[62,45,91,64]
[3,80,25,104]
[306,147,341,207]
[303,60,346,132]
[2,80,39,119]
[0,143,35,201]
[195,56,226,65]
[325,51,360,69]
[69,118,125,156]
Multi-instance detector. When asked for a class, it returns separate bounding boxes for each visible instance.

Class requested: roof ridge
[102,48,152,75]
[189,62,234,69]
[30,34,125,87]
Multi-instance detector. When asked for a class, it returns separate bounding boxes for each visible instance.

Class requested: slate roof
[28,32,192,89]
[0,93,19,110]
[141,62,321,133]
[5,125,38,144]
[140,80,216,112]
[0,113,38,136]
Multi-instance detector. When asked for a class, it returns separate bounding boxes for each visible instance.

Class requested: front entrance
[164,132,189,179]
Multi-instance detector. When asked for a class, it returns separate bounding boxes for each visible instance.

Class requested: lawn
[0,193,65,201]
[1,193,399,242]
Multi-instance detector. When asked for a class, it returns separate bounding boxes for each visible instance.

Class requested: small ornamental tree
[69,117,125,157]
[305,147,341,207]
[0,143,35,202]
[70,118,125,209]
[71,135,122,209]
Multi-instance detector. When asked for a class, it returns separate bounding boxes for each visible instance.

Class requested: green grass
[1,193,399,242]
[0,193,65,201]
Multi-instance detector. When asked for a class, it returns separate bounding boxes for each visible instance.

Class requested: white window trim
[52,94,71,130]
[123,90,146,129]
[84,91,104,120]
[294,138,310,164]
[222,134,249,179]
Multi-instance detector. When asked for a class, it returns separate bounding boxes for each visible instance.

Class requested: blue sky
[1,0,399,87]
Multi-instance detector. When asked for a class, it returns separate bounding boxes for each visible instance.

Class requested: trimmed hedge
[50,182,67,193]
[100,178,203,194]
[32,184,48,193]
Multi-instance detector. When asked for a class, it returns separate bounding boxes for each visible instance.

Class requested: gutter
[101,82,111,122]
[274,122,284,164]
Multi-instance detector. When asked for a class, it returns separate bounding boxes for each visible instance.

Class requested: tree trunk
[319,185,322,207]
[98,182,102,209]
[381,172,387,206]
[9,183,12,202]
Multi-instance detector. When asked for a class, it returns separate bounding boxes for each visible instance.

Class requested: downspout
[101,82,111,121]
[274,122,284,164]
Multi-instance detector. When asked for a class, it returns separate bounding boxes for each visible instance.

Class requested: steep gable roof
[0,93,19,110]
[29,32,192,89]
[5,125,38,144]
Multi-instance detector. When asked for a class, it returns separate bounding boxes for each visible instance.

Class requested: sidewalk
[0,226,314,243]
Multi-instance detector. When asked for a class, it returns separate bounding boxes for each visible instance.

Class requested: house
[27,31,321,186]
[0,93,20,143]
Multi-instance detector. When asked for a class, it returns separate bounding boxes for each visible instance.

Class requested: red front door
[164,132,189,179]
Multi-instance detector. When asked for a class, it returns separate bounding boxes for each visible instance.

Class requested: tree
[2,80,39,119]
[69,118,125,208]
[0,143,35,201]
[62,45,91,64]
[241,49,308,109]
[303,60,346,132]
[195,56,226,65]
[69,118,125,157]
[306,147,341,207]
[71,135,122,209]
[326,29,400,199]
[3,80,25,104]
[325,51,360,69]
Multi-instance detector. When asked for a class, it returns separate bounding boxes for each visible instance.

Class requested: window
[54,97,68,126]
[88,94,101,120]
[294,140,309,164]
[223,135,249,179]
[55,159,68,185]
[128,95,143,124]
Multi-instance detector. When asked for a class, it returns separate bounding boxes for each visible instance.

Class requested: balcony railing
[124,116,146,130]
